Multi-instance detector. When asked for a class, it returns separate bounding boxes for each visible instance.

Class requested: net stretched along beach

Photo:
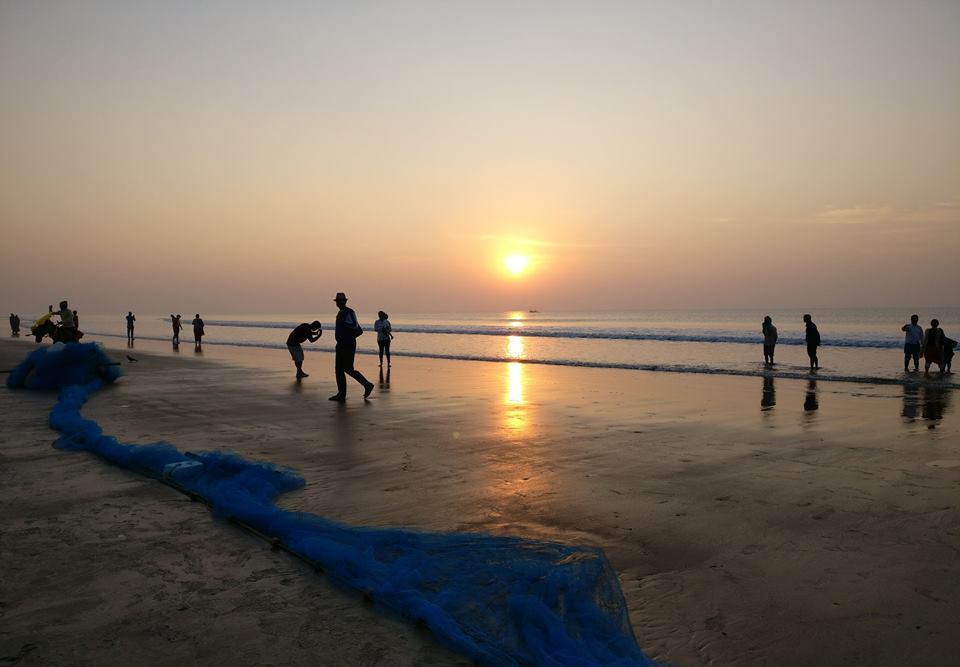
[6,342,665,667]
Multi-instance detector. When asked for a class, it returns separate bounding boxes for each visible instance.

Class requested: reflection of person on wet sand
[803,379,819,412]
[921,385,951,422]
[762,316,778,366]
[901,384,919,421]
[761,375,776,410]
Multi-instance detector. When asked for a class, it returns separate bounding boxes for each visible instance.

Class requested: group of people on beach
[165,314,205,348]
[900,315,956,376]
[285,292,394,401]
[760,313,956,377]
[10,302,956,385]
[18,303,80,343]
[759,314,821,371]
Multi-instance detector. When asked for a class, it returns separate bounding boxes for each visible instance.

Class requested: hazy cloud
[808,201,959,226]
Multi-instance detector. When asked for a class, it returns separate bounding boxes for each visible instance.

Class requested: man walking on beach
[126,311,136,342]
[329,292,374,401]
[803,314,820,372]
[901,314,924,372]
[287,320,322,379]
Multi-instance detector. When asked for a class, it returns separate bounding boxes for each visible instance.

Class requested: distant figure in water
[761,315,778,365]
[192,314,205,348]
[374,310,394,367]
[286,320,322,378]
[125,311,136,342]
[9,313,20,336]
[923,319,944,377]
[803,314,820,371]
[329,292,374,401]
[944,335,957,373]
[901,314,924,372]
[171,314,183,344]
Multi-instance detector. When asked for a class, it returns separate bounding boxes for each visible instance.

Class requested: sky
[1,0,958,315]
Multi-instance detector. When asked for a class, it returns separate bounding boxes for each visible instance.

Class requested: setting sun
[504,255,530,276]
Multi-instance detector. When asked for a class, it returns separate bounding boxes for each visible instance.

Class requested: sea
[55,308,960,387]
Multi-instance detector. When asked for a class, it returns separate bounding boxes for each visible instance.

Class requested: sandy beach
[1,336,958,666]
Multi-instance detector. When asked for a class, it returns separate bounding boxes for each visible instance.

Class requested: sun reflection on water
[507,335,525,360]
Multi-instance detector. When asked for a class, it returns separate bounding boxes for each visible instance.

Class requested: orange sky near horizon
[1,1,958,314]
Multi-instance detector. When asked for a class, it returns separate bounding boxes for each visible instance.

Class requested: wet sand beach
[1,337,958,666]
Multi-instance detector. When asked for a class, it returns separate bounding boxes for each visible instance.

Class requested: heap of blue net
[7,342,662,667]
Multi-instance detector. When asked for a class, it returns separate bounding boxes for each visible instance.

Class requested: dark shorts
[904,343,921,357]
[806,343,818,357]
[288,344,304,363]
[763,344,775,356]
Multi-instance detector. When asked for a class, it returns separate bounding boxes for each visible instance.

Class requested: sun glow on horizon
[503,254,530,276]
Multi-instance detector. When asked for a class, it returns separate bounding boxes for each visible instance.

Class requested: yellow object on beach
[31,313,54,332]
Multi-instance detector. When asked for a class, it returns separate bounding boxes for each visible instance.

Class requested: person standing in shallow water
[374,310,394,367]
[803,314,820,372]
[192,314,204,348]
[171,314,183,344]
[761,315,778,366]
[923,318,944,377]
[286,320,322,378]
[329,292,374,401]
[125,311,136,342]
[901,314,924,372]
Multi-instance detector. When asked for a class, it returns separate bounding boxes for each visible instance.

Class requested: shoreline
[2,338,958,666]
[17,330,959,390]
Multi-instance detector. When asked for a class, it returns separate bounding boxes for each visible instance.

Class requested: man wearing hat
[330,292,374,401]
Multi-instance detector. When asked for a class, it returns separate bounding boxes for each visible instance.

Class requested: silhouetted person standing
[329,292,374,401]
[762,315,778,366]
[923,318,944,377]
[374,310,394,367]
[73,311,79,331]
[9,313,19,336]
[192,314,204,348]
[126,311,136,342]
[943,335,956,373]
[58,301,75,342]
[287,320,322,378]
[803,314,820,371]
[171,314,183,344]
[901,314,924,372]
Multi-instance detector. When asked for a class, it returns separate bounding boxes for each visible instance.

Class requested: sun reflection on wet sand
[503,335,529,432]
[507,362,524,406]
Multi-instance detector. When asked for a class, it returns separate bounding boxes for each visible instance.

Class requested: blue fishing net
[6,343,664,667]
